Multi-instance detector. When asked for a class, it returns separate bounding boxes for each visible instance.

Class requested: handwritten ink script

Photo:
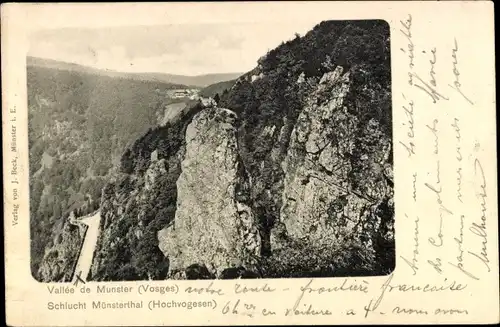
[42,277,471,319]
[396,12,492,283]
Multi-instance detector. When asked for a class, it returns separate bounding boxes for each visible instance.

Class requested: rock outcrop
[158,108,261,276]
[276,65,393,260]
[37,219,84,282]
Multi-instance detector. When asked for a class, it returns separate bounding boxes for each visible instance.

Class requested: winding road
[72,210,101,283]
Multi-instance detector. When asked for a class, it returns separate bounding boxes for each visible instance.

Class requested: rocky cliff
[158,108,261,276]
[269,65,394,276]
[91,19,394,280]
[36,220,83,282]
[277,64,393,252]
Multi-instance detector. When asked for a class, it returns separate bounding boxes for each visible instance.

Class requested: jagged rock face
[158,108,261,275]
[37,220,83,282]
[277,66,393,257]
[91,21,393,279]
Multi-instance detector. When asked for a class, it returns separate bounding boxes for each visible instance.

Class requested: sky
[27,22,318,76]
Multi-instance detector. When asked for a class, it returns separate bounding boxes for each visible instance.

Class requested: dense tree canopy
[28,64,191,281]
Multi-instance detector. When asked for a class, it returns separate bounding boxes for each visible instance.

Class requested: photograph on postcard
[28,20,394,283]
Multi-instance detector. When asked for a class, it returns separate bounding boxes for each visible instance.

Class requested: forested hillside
[28,62,193,281]
[199,79,237,98]
[91,19,394,280]
[90,102,205,280]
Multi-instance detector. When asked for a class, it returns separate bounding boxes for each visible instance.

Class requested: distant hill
[144,73,242,88]
[27,56,242,87]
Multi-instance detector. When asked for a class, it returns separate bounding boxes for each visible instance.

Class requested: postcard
[2,1,498,325]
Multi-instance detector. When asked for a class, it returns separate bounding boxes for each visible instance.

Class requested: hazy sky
[28,22,318,76]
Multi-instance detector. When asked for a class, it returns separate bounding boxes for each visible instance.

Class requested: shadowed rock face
[276,66,393,260]
[158,108,261,276]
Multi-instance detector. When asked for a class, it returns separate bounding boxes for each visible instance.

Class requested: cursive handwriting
[285,304,332,316]
[425,47,438,86]
[391,307,469,316]
[184,282,224,296]
[425,171,453,216]
[434,308,469,315]
[235,283,275,294]
[451,118,463,203]
[448,38,474,105]
[399,94,416,157]
[427,258,443,274]
[222,299,257,318]
[298,279,370,296]
[424,119,453,250]
[364,274,467,317]
[412,172,417,202]
[412,72,449,103]
[468,159,490,272]
[427,119,439,155]
[400,214,420,275]
[288,279,368,316]
[400,14,414,74]
[393,306,428,315]
[448,214,479,280]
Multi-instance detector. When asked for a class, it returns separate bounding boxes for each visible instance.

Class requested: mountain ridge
[27,56,243,87]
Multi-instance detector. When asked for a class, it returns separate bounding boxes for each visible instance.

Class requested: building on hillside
[174,90,189,98]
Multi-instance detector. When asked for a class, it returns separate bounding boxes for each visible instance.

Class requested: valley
[29,19,394,282]
[28,58,225,282]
